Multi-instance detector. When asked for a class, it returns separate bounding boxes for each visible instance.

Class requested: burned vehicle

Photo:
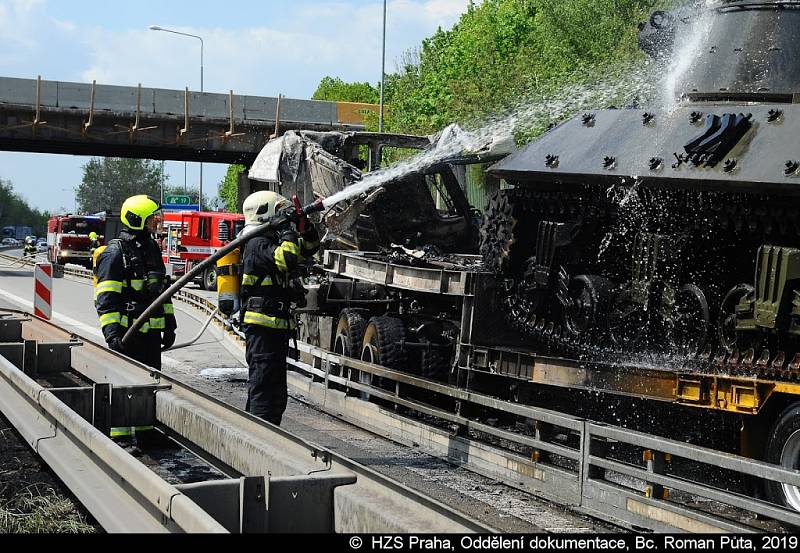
[244,128,511,254]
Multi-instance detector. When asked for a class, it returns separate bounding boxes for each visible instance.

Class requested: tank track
[481,187,800,383]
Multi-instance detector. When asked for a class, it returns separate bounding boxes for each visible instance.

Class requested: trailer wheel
[202,267,217,291]
[333,309,368,365]
[361,316,406,370]
[358,316,406,399]
[765,401,800,510]
[420,348,449,381]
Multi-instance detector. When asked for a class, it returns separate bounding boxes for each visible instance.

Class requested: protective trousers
[245,327,290,425]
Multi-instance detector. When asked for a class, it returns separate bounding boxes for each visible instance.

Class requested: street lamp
[379,0,386,133]
[149,24,204,210]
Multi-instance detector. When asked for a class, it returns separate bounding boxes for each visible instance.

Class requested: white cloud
[77,0,471,98]
[0,0,47,60]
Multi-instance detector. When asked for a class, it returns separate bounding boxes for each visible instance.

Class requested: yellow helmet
[89,231,98,240]
[121,195,161,231]
[242,191,291,226]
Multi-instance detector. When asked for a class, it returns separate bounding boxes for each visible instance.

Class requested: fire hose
[121,197,325,348]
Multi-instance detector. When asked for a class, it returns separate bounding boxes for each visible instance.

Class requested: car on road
[1,237,18,246]
[36,240,47,253]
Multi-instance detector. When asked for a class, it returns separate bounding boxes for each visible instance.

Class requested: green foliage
[318,0,679,140]
[76,158,165,213]
[312,77,380,104]
[0,179,50,235]
[218,164,246,213]
[385,0,667,135]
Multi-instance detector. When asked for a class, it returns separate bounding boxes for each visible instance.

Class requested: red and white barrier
[34,262,53,320]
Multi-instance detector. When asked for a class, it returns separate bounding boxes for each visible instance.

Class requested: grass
[0,426,97,534]
[0,485,97,533]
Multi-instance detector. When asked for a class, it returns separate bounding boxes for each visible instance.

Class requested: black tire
[334,309,369,359]
[764,401,800,510]
[361,315,406,370]
[420,347,449,381]
[201,267,217,291]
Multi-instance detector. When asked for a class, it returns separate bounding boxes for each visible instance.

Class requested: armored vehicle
[478,0,800,507]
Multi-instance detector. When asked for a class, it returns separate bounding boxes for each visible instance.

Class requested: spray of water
[658,1,716,112]
[322,60,663,210]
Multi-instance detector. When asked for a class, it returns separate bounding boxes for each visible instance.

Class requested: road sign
[164,194,192,205]
[162,203,200,212]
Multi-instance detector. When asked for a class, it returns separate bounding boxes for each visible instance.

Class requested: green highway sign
[164,194,192,205]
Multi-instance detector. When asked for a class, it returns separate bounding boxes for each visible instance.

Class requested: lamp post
[149,25,204,210]
[379,0,387,133]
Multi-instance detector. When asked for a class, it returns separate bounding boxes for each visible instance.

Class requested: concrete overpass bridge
[0,76,378,165]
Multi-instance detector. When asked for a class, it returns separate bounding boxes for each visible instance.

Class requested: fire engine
[161,210,245,290]
[47,214,105,267]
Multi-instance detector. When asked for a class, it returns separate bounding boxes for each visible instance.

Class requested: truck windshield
[61,219,105,235]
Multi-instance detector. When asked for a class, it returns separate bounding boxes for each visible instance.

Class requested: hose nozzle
[291,196,325,233]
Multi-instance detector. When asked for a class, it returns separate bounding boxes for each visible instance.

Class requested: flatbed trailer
[304,250,800,510]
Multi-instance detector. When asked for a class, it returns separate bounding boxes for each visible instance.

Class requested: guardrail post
[22,339,37,378]
[583,425,608,481]
[93,382,112,436]
[643,449,670,500]
[531,420,551,464]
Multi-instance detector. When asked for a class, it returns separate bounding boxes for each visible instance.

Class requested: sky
[0,0,471,213]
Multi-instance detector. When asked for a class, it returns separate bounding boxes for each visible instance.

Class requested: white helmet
[242,191,291,226]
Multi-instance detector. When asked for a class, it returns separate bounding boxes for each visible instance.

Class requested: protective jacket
[240,223,320,330]
[94,229,176,344]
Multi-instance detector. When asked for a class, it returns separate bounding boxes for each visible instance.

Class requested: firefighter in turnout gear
[94,195,177,369]
[89,231,100,257]
[240,191,320,425]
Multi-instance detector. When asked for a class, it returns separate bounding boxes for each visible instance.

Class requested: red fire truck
[161,211,245,290]
[47,214,105,267]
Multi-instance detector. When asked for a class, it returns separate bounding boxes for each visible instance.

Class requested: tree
[218,164,246,213]
[0,179,50,235]
[312,77,380,104]
[76,157,165,213]
[317,0,677,137]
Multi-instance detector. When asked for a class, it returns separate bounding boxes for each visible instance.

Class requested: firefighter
[94,195,177,369]
[240,191,320,425]
[23,236,36,257]
[88,231,99,257]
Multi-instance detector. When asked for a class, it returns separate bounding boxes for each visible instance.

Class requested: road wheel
[202,267,217,291]
[563,275,613,338]
[668,284,710,355]
[765,402,800,510]
[333,309,368,378]
[359,316,406,400]
[718,284,756,353]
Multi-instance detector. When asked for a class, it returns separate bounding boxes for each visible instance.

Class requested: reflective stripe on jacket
[240,225,319,331]
[94,231,176,341]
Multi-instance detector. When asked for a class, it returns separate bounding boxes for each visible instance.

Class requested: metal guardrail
[5,249,800,531]
[280,341,800,532]
[0,309,491,533]
[0,338,228,533]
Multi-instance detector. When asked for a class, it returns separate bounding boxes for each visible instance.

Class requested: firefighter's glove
[108,336,125,354]
[161,329,176,351]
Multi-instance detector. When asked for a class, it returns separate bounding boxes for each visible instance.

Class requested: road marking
[0,285,180,368]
